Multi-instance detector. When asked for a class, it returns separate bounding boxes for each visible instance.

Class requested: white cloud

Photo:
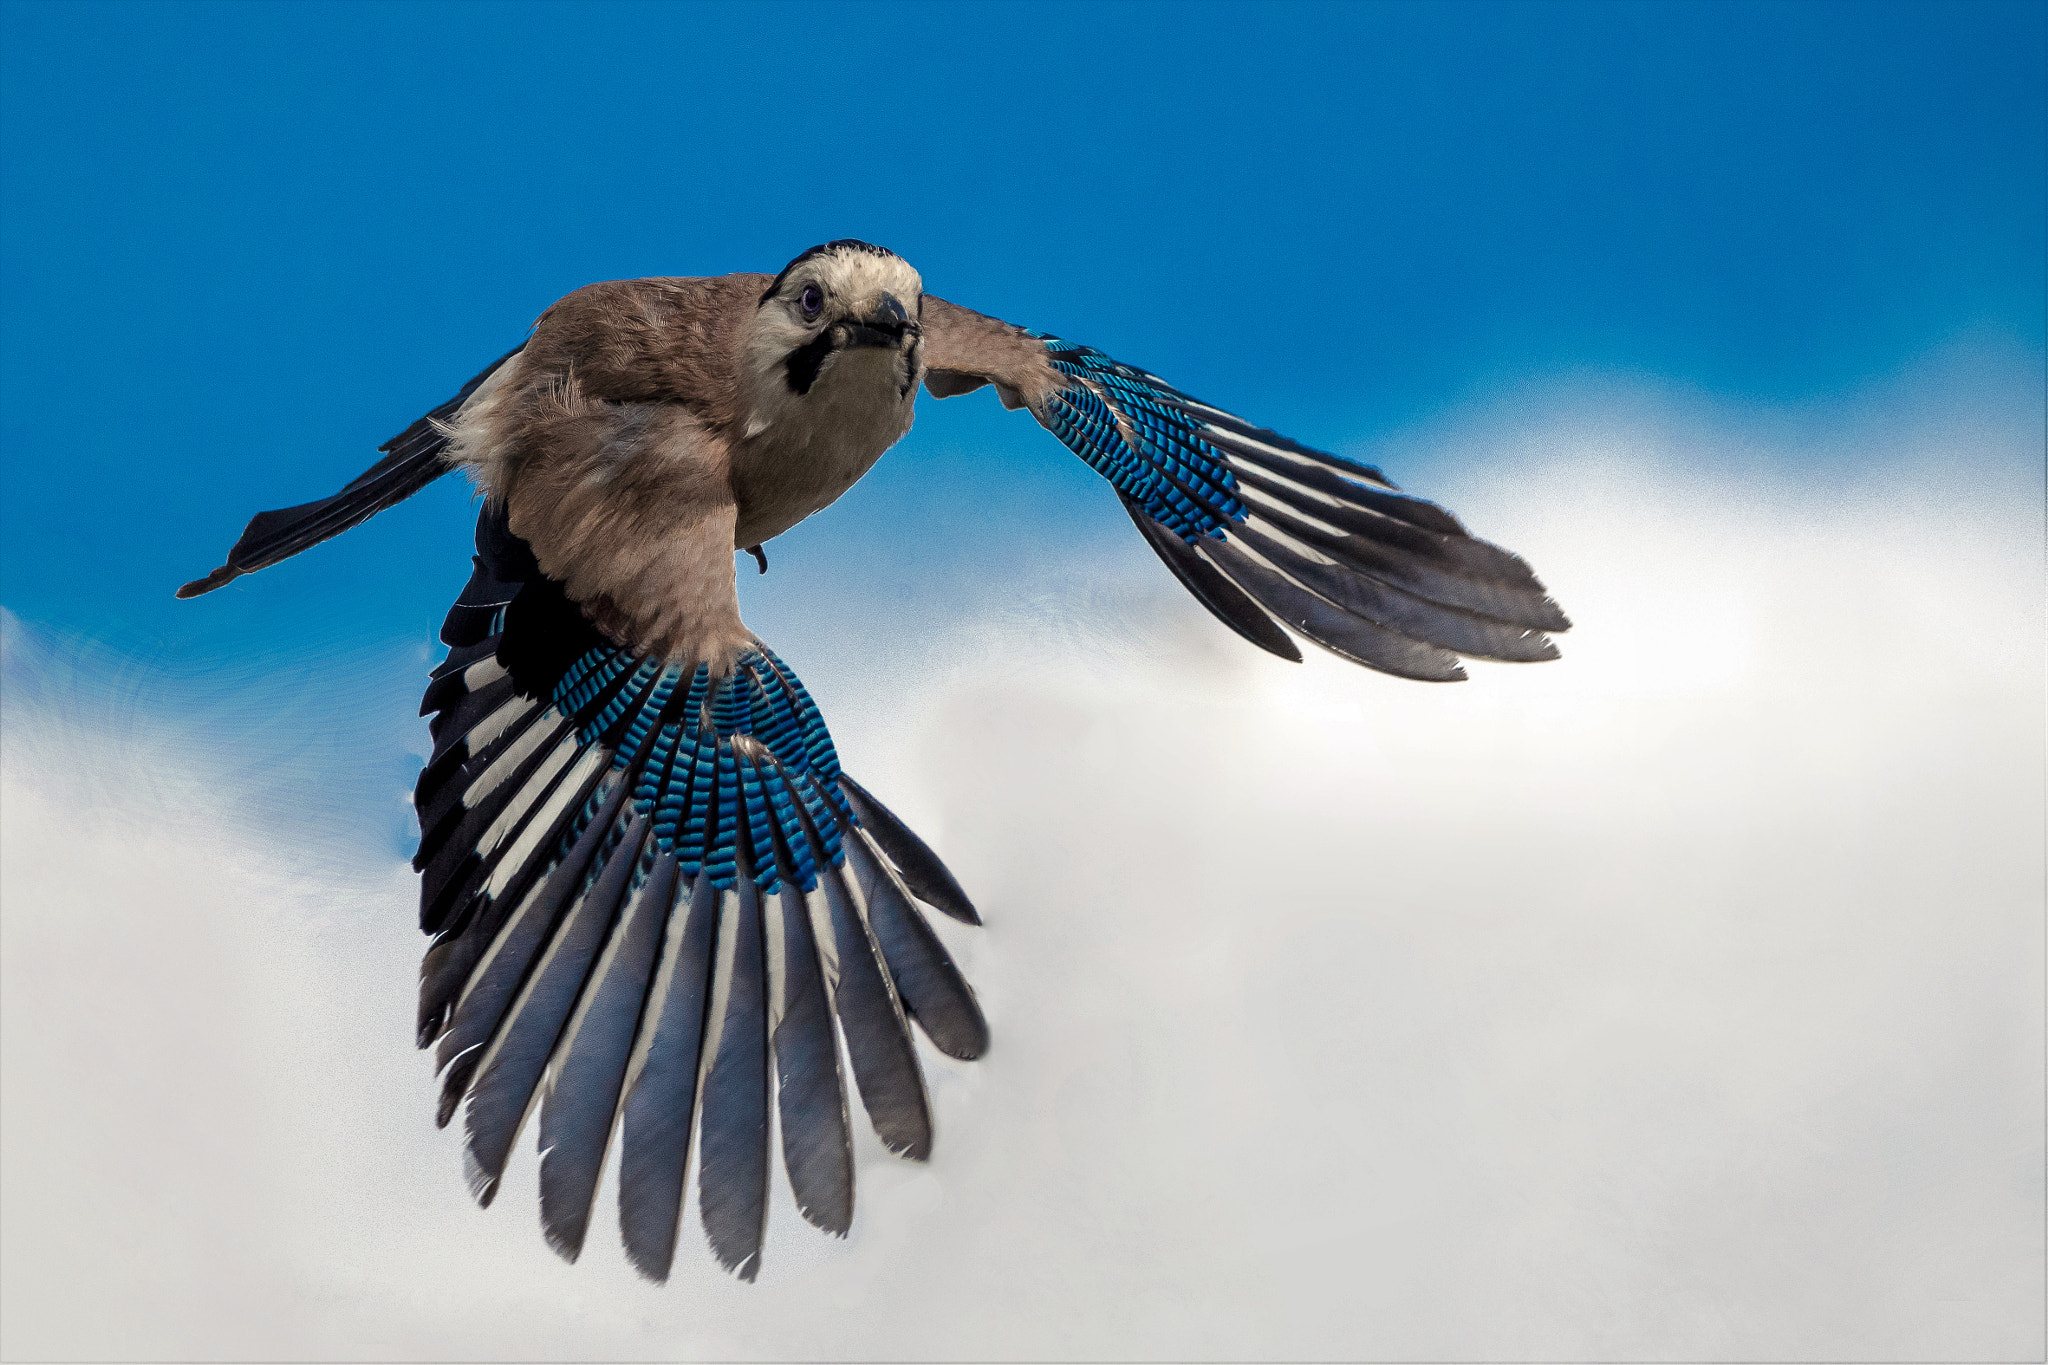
[3,350,2041,1361]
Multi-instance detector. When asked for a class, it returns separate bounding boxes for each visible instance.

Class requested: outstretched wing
[176,344,526,598]
[414,501,985,1282]
[921,299,1568,680]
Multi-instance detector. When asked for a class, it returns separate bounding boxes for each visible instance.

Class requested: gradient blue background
[1,0,2041,818]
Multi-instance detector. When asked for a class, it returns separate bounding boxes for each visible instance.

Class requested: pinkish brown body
[442,260,1063,672]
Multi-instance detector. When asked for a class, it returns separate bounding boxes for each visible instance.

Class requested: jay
[182,240,1569,1282]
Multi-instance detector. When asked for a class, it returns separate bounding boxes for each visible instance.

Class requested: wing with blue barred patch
[921,297,1569,681]
[414,503,984,1282]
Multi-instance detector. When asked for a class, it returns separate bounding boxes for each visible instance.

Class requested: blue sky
[1,0,2040,666]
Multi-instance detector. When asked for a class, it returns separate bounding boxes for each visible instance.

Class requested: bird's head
[745,240,924,404]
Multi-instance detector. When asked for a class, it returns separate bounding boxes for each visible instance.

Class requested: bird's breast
[729,347,918,547]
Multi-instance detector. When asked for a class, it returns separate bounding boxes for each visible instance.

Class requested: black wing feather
[176,344,524,597]
[440,554,526,648]
[838,774,982,925]
[845,833,990,1062]
[429,773,634,1119]
[1118,494,1302,661]
[1203,538,1468,682]
[414,751,618,1044]
[985,333,1570,673]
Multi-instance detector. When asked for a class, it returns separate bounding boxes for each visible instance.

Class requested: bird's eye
[799,284,823,319]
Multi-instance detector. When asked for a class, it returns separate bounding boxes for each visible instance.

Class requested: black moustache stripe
[784,330,836,395]
[784,321,910,395]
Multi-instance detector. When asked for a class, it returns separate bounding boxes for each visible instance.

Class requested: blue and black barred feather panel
[1028,334,1571,681]
[412,504,985,1282]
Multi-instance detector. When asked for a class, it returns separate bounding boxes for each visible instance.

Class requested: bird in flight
[180,240,1568,1282]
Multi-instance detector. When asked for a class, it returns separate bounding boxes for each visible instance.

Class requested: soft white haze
[3,349,2041,1361]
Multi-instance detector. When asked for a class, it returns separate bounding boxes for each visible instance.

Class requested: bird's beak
[834,293,918,349]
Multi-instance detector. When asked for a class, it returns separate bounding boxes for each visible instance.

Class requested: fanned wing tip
[977,321,1569,678]
[1227,519,1559,666]
[409,526,991,1282]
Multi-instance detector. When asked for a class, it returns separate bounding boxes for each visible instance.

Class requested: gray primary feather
[845,833,990,1062]
[176,239,1571,1283]
[617,872,723,1283]
[819,863,932,1159]
[537,850,681,1262]
[462,814,648,1206]
[838,774,981,925]
[769,885,855,1236]
[697,879,772,1281]
[431,773,633,1125]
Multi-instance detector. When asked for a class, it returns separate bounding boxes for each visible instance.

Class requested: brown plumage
[437,260,1060,669]
[176,238,1568,1283]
